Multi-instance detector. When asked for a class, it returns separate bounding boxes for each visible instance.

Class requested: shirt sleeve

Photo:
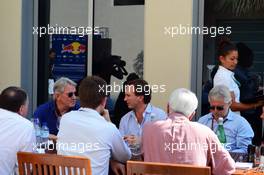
[214,74,235,92]
[119,116,126,137]
[20,124,36,152]
[232,118,254,153]
[110,126,131,163]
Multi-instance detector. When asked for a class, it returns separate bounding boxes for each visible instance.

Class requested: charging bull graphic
[61,42,86,55]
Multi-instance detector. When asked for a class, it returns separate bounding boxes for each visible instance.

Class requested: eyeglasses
[66,92,76,98]
[209,105,224,111]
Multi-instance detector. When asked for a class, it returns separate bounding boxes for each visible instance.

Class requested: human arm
[110,127,132,163]
[260,106,264,119]
[20,124,36,152]
[232,118,254,153]
[110,159,126,175]
[230,91,264,111]
[118,116,126,137]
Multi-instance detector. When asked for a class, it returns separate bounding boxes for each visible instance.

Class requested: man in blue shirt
[34,77,80,135]
[198,85,254,153]
[119,79,166,143]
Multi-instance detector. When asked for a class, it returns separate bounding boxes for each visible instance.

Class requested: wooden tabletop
[233,169,264,175]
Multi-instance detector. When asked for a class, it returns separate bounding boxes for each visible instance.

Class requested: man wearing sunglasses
[198,85,253,153]
[34,77,80,135]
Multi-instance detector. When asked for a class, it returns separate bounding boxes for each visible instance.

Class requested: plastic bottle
[216,117,226,143]
[33,118,41,144]
[41,122,49,144]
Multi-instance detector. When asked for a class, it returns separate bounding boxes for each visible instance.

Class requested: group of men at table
[0,75,262,175]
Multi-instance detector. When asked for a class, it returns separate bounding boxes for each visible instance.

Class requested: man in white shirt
[57,76,131,175]
[0,86,35,175]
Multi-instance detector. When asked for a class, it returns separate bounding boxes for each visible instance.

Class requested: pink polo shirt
[142,113,235,175]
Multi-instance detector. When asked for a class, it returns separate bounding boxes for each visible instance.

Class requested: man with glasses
[198,85,254,153]
[142,88,235,175]
[34,77,80,135]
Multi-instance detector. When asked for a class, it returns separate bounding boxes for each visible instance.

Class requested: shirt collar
[209,109,234,122]
[219,65,234,76]
[78,107,106,120]
[144,103,152,115]
[51,100,78,116]
[78,107,98,115]
[130,104,153,124]
[131,103,152,117]
[51,100,56,111]
[168,112,189,121]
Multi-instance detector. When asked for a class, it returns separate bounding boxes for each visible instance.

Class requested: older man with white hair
[34,77,80,135]
[198,85,254,153]
[142,88,235,175]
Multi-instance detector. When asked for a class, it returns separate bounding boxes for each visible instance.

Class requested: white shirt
[0,108,35,175]
[57,108,131,175]
[214,66,240,102]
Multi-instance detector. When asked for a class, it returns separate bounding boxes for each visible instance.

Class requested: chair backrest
[127,161,211,175]
[17,152,92,175]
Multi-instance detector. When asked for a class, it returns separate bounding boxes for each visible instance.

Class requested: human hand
[260,106,264,120]
[48,134,58,141]
[101,109,111,122]
[110,160,126,175]
[253,100,264,109]
[123,135,137,145]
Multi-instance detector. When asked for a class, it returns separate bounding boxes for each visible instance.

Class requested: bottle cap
[218,117,224,124]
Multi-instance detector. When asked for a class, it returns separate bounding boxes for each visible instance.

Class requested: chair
[127,161,211,175]
[17,152,92,175]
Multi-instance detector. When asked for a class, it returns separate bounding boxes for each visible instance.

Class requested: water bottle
[33,118,41,144]
[41,122,49,144]
[216,117,226,143]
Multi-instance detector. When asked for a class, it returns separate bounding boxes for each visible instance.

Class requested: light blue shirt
[119,103,166,137]
[198,110,254,153]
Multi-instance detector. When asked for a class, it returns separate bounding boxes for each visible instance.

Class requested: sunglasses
[66,92,77,98]
[209,106,224,111]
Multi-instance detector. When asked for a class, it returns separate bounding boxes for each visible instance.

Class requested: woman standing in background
[213,38,263,113]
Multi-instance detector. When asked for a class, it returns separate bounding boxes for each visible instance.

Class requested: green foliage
[213,0,264,16]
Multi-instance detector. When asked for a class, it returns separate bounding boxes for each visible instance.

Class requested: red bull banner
[52,34,88,83]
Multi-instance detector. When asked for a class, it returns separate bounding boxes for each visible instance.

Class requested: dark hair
[123,73,139,86]
[127,79,151,104]
[79,76,108,109]
[126,73,139,82]
[236,42,254,68]
[0,86,27,113]
[49,48,56,55]
[217,37,237,58]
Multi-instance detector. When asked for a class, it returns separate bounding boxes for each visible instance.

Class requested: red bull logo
[61,42,86,55]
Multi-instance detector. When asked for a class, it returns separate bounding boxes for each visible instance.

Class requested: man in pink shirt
[142,88,235,175]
